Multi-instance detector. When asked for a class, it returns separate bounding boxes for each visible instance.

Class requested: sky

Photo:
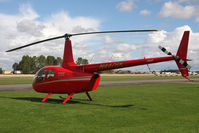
[0,0,199,72]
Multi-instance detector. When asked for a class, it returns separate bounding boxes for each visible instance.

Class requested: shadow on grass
[0,96,134,108]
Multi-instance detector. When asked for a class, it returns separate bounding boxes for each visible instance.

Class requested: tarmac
[0,79,198,92]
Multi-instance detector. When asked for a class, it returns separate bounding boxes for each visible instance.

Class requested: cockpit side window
[36,69,47,82]
[46,69,55,79]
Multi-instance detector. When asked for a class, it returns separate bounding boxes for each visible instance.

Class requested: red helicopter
[6,30,191,104]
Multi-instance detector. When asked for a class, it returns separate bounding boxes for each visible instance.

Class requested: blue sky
[0,0,198,31]
[0,0,199,71]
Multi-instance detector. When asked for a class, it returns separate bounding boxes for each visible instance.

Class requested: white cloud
[139,10,151,16]
[146,30,167,43]
[143,25,199,70]
[104,36,123,44]
[1,4,199,72]
[19,3,39,20]
[116,0,134,12]
[158,1,199,23]
[83,26,199,71]
[0,4,100,70]
[178,0,199,3]
[159,2,195,19]
[17,19,45,37]
[93,43,137,62]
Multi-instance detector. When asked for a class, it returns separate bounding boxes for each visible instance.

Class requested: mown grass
[0,75,199,85]
[101,75,199,81]
[0,83,199,133]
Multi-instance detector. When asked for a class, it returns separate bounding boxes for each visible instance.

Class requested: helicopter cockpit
[34,69,55,83]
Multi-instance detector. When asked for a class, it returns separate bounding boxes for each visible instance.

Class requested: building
[2,70,12,74]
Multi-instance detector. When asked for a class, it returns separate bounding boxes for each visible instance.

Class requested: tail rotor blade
[158,45,172,55]
[158,45,191,70]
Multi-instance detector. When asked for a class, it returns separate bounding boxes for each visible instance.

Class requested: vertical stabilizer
[62,39,77,68]
[176,31,189,60]
[175,31,190,77]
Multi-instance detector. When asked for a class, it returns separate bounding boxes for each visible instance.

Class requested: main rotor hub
[64,34,72,40]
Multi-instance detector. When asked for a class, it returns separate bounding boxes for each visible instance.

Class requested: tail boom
[83,56,174,73]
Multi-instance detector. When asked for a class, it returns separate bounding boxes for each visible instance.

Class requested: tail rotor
[158,45,191,70]
[158,31,191,80]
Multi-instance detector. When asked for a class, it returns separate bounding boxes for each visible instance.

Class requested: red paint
[32,31,191,103]
[175,31,190,77]
[62,39,77,68]
[42,93,52,102]
[62,93,74,104]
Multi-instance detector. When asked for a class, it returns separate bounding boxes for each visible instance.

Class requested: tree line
[12,55,88,74]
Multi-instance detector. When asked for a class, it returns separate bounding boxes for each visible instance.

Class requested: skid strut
[62,93,74,104]
[42,93,52,102]
[86,91,92,101]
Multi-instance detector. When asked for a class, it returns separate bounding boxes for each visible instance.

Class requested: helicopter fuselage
[33,66,100,94]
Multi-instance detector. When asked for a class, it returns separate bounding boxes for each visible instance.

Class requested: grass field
[0,83,199,133]
[0,75,199,85]
[0,77,33,85]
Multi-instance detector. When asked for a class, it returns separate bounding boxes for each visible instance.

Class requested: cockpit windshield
[36,69,47,82]
[33,69,56,83]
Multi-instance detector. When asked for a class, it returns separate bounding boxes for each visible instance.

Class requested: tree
[76,57,89,65]
[36,55,46,69]
[55,57,62,65]
[31,56,37,73]
[12,63,19,71]
[0,68,2,74]
[12,55,63,74]
[19,55,32,74]
[46,56,55,66]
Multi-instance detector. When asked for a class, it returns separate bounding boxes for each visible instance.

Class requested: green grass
[0,77,33,85]
[0,75,199,85]
[0,83,199,133]
[101,75,198,81]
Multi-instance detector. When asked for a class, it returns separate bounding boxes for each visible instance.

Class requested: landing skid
[60,91,93,101]
[42,91,93,104]
[59,95,72,100]
[41,93,52,102]
[62,93,74,104]
[86,91,92,101]
[185,76,193,82]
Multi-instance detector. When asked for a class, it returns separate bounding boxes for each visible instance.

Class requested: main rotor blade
[6,29,158,52]
[70,30,159,36]
[6,35,65,52]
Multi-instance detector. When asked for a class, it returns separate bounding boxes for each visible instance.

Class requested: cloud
[139,10,151,16]
[93,43,137,62]
[143,25,199,70]
[0,4,100,70]
[178,0,199,3]
[158,2,195,19]
[94,35,139,63]
[1,4,199,72]
[116,0,134,12]
[158,1,199,23]
[17,19,45,37]
[104,36,123,44]
[19,3,39,20]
